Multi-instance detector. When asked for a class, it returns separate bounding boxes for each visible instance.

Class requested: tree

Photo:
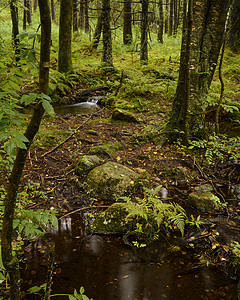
[167,0,232,143]
[73,0,78,32]
[92,10,103,49]
[58,0,73,73]
[228,0,240,53]
[10,0,20,62]
[123,0,132,44]
[140,0,148,63]
[157,0,164,43]
[102,0,113,67]
[1,0,51,298]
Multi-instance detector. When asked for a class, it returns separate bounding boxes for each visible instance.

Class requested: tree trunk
[10,0,20,62]
[169,0,174,35]
[1,1,51,299]
[51,0,56,21]
[58,0,73,73]
[140,0,148,63]
[168,0,232,142]
[73,0,78,32]
[84,0,90,33]
[79,0,85,29]
[34,0,38,11]
[123,0,132,44]
[23,0,27,30]
[157,0,164,43]
[165,0,169,34]
[102,0,113,67]
[228,0,240,52]
[92,11,103,49]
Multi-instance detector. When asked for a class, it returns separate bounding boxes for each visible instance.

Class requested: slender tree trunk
[51,0,56,21]
[140,0,148,63]
[34,0,38,11]
[165,0,169,34]
[84,0,90,33]
[158,0,164,43]
[168,0,232,142]
[228,0,240,52]
[123,0,132,44]
[92,11,103,49]
[169,0,174,35]
[1,1,51,299]
[58,0,73,73]
[73,0,78,32]
[79,0,85,29]
[10,0,20,62]
[102,0,113,67]
[23,0,27,30]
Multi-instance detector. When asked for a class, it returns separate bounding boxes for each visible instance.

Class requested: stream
[21,209,239,300]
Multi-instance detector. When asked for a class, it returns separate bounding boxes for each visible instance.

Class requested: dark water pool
[21,214,238,300]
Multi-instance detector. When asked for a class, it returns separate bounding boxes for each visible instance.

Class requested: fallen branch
[59,205,110,219]
[41,114,92,157]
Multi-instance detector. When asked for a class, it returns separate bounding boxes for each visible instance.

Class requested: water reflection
[21,214,238,299]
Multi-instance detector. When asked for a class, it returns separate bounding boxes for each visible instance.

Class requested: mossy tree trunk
[140,0,148,63]
[167,0,232,143]
[123,0,132,44]
[102,0,113,67]
[92,10,103,49]
[1,1,51,298]
[58,0,73,73]
[73,0,78,32]
[228,0,240,53]
[10,0,20,62]
[157,0,164,43]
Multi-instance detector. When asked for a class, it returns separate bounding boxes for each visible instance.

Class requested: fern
[119,188,186,246]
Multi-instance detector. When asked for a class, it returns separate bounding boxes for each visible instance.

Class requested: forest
[0,0,240,299]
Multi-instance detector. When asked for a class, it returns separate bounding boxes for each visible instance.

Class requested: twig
[41,114,93,157]
[59,205,110,219]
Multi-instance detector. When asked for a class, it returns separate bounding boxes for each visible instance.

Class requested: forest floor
[2,90,240,297]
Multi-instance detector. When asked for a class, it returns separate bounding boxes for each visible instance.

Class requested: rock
[88,142,124,158]
[193,184,214,193]
[89,203,133,234]
[86,161,139,201]
[111,108,141,123]
[75,155,101,175]
[187,192,220,212]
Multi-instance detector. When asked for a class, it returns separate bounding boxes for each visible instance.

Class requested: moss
[88,142,124,157]
[89,203,133,234]
[75,155,101,175]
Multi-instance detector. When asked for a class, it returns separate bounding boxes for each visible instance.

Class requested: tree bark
[10,0,20,62]
[73,0,78,32]
[140,0,148,63]
[84,0,90,33]
[123,0,132,44]
[165,0,169,34]
[157,0,164,43]
[102,0,113,67]
[92,11,103,49]
[1,0,51,299]
[228,0,240,52]
[79,0,85,29]
[51,0,56,21]
[168,0,232,142]
[58,0,73,73]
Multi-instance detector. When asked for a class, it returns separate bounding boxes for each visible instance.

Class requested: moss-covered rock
[75,155,101,175]
[111,108,141,123]
[89,203,133,234]
[187,192,220,212]
[86,161,139,200]
[88,142,124,158]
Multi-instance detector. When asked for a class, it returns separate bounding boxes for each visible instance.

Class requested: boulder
[89,203,133,234]
[75,155,101,175]
[187,191,220,212]
[111,108,140,123]
[86,161,139,201]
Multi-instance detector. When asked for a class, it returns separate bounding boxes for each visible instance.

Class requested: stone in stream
[187,184,221,212]
[86,161,149,201]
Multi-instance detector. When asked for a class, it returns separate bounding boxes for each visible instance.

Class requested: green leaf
[0,132,10,142]
[20,93,38,105]
[4,139,17,156]
[42,99,55,116]
[50,214,58,228]
[12,132,29,143]
[0,272,6,284]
